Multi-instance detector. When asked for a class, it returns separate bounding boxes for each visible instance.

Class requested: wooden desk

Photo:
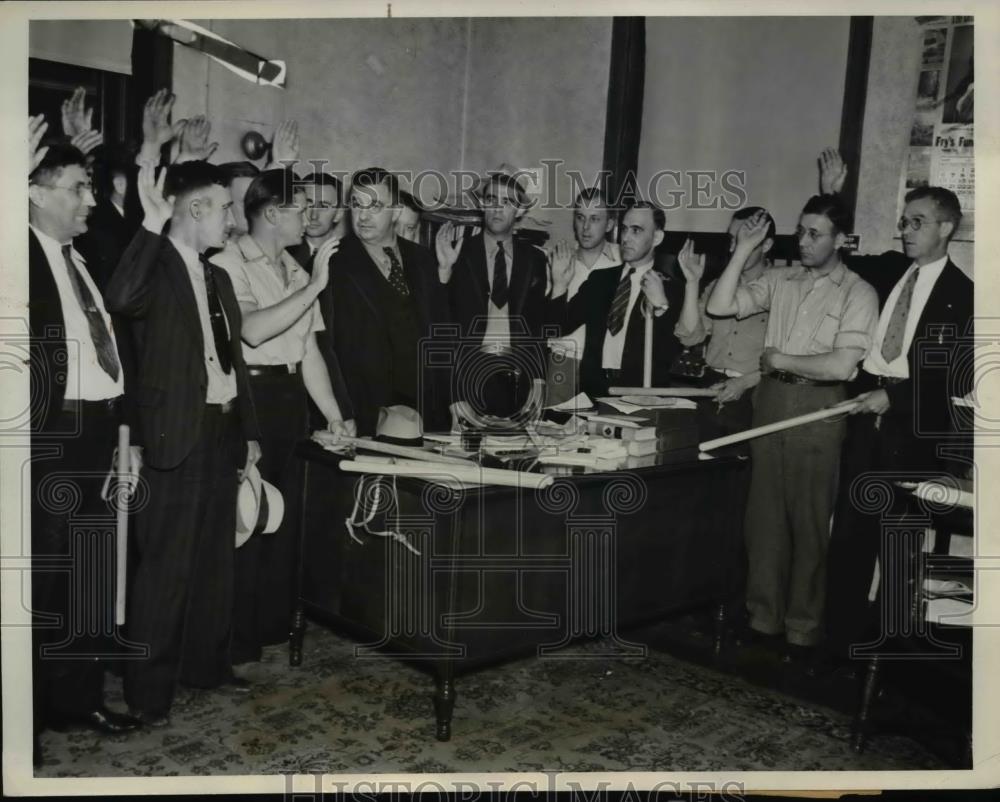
[292,441,747,740]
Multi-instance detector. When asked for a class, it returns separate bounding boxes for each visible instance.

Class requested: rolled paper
[336,436,473,465]
[643,309,653,388]
[699,399,861,451]
[340,459,553,490]
[609,386,718,397]
[115,425,129,626]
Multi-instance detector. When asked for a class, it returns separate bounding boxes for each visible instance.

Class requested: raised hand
[141,89,178,155]
[677,238,706,284]
[735,209,771,252]
[435,222,465,283]
[70,129,104,156]
[310,237,339,292]
[137,162,174,233]
[29,115,49,172]
[176,115,219,163]
[819,147,848,195]
[548,239,575,295]
[61,87,93,138]
[270,120,299,167]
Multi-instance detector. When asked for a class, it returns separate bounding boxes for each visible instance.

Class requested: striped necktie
[61,244,120,381]
[606,267,635,336]
[880,267,920,363]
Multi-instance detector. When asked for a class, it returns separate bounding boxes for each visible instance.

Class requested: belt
[768,370,842,388]
[871,374,905,387]
[61,397,120,414]
[205,399,235,414]
[247,363,299,377]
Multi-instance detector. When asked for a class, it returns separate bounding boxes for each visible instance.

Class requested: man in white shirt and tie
[822,174,974,666]
[28,138,143,741]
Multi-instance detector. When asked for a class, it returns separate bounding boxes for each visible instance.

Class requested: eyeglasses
[897,215,938,232]
[350,198,387,213]
[39,182,94,199]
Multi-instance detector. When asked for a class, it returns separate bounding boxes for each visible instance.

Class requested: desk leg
[853,654,880,753]
[434,672,456,742]
[714,601,726,658]
[290,603,305,667]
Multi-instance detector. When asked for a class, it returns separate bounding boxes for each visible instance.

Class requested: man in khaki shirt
[708,195,878,655]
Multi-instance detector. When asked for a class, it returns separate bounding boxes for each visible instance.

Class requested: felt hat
[375,405,424,446]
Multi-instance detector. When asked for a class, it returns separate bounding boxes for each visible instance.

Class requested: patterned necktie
[606,267,635,336]
[61,244,120,381]
[382,247,410,296]
[880,267,920,363]
[199,255,232,374]
[491,243,509,309]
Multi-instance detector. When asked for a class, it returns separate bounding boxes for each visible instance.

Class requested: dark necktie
[61,244,120,381]
[606,267,635,336]
[383,247,410,296]
[880,267,920,363]
[199,255,232,374]
[491,243,509,309]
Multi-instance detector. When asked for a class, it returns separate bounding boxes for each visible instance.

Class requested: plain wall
[29,19,133,74]
[462,18,613,243]
[638,17,850,235]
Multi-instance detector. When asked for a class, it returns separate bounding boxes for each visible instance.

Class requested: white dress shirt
[863,255,949,379]
[602,256,656,371]
[168,235,238,404]
[31,225,124,401]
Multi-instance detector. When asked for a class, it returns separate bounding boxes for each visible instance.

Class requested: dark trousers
[744,377,846,646]
[31,402,120,724]
[124,405,241,713]
[696,371,755,608]
[232,372,307,661]
[824,412,942,661]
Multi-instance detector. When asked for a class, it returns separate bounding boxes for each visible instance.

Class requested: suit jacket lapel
[507,241,532,318]
[343,238,388,326]
[162,240,205,352]
[28,229,66,337]
[465,235,490,311]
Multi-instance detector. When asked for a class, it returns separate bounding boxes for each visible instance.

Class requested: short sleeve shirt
[211,234,324,366]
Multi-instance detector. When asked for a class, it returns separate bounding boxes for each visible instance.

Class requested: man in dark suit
[821,158,974,664]
[28,138,142,740]
[435,173,555,418]
[105,160,261,725]
[547,200,685,398]
[325,167,450,436]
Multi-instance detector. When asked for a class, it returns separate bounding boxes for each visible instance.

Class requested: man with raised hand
[818,149,974,666]
[105,161,261,726]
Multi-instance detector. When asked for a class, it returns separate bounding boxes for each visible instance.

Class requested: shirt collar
[30,223,73,251]
[167,234,201,271]
[484,231,513,253]
[239,233,300,273]
[624,254,655,276]
[793,261,846,286]
[912,254,949,274]
[576,241,616,264]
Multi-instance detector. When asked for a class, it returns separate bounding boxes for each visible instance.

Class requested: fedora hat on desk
[375,405,424,447]
[235,464,284,548]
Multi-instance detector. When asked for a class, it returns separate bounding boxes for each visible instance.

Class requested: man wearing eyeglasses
[324,167,450,435]
[28,136,143,741]
[819,149,974,668]
[708,195,879,660]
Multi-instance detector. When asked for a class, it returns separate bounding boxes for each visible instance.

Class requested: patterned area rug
[37,623,944,776]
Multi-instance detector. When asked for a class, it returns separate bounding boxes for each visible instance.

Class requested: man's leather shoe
[224,674,252,693]
[128,708,170,728]
[49,706,142,735]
